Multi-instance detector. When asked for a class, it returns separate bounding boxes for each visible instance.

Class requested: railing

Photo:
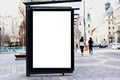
[0,47,26,54]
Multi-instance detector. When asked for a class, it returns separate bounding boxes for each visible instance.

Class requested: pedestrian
[88,37,94,55]
[79,37,84,56]
[103,39,106,44]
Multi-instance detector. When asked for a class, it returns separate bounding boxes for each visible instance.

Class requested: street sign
[25,5,74,76]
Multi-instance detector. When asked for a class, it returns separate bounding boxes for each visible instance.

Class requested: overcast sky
[78,0,119,36]
[0,0,19,17]
[0,0,119,37]
[0,0,118,17]
[80,0,118,27]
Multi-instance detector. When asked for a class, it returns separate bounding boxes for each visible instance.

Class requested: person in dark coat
[79,37,84,56]
[88,37,94,55]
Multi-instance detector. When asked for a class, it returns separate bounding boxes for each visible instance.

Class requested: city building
[92,2,114,45]
[113,3,120,43]
[105,2,115,44]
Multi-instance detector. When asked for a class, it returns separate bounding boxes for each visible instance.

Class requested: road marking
[58,76,69,80]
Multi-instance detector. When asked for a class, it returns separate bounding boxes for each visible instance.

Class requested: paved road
[0,47,120,80]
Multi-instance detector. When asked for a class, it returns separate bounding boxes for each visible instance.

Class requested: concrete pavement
[0,48,120,80]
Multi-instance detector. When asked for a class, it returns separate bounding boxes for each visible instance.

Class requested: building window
[88,30,90,33]
[113,26,114,29]
[109,32,111,34]
[108,21,110,24]
[110,16,113,19]
[88,24,90,27]
[118,37,120,43]
[108,27,110,30]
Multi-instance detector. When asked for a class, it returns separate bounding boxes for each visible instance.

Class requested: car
[99,43,108,48]
[111,43,120,49]
[93,43,100,47]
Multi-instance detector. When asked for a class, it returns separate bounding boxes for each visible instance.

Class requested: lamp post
[83,0,86,45]
[83,0,89,51]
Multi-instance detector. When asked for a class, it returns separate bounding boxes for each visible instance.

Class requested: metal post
[26,4,30,77]
[83,0,86,45]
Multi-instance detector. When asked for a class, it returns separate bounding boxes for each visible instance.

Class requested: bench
[15,54,26,60]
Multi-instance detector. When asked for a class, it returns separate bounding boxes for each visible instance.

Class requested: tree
[19,2,26,46]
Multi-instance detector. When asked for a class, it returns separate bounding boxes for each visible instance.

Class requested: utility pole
[83,0,86,45]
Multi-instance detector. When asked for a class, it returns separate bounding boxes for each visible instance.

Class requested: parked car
[111,43,120,49]
[99,43,108,48]
[93,43,100,47]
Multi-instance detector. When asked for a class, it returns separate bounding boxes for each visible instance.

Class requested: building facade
[113,4,120,43]
[92,2,115,45]
[105,2,115,44]
[104,13,115,44]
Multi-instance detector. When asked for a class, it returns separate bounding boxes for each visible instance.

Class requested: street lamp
[83,0,86,45]
[83,0,89,51]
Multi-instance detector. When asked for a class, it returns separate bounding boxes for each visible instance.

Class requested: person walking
[88,37,94,55]
[79,37,84,56]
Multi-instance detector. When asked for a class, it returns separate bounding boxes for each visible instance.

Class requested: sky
[33,0,119,29]
[0,0,19,17]
[0,0,119,28]
[79,0,119,36]
[0,0,119,37]
[0,0,118,17]
[80,0,118,27]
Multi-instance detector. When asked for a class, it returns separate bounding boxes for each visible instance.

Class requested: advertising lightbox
[26,6,74,76]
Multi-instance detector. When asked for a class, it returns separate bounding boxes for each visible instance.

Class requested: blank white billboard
[33,11,71,68]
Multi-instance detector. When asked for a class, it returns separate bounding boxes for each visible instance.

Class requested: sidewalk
[0,49,120,80]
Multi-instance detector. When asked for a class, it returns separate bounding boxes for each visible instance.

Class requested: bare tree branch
[19,6,25,18]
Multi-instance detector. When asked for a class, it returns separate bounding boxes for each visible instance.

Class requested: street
[0,47,120,80]
[75,47,120,80]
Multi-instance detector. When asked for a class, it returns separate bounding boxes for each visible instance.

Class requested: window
[108,27,110,30]
[109,32,111,34]
[88,30,90,33]
[113,26,114,29]
[88,24,90,27]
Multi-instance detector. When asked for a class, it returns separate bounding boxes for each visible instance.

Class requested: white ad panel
[33,11,71,68]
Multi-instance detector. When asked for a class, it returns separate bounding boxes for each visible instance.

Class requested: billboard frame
[24,0,82,5]
[26,6,74,76]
